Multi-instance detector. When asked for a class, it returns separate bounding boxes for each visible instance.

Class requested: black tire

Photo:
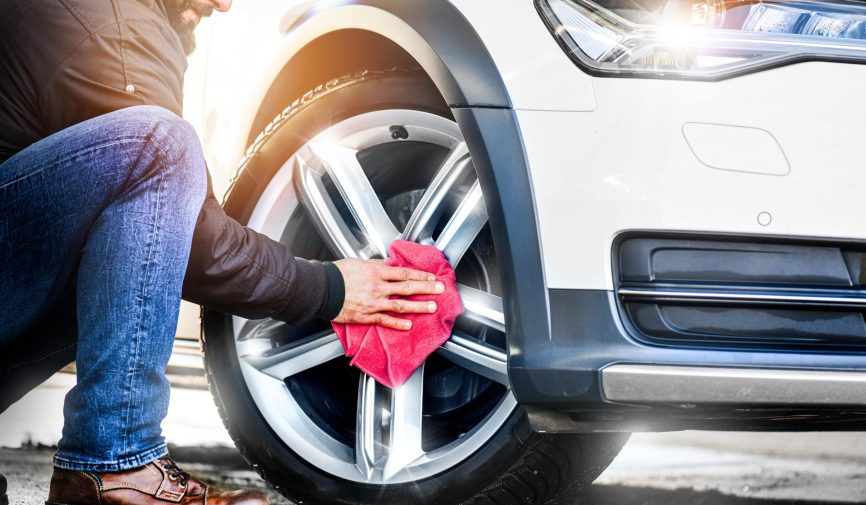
[202,68,629,505]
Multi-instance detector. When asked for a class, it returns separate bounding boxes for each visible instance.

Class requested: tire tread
[460,437,591,505]
[223,67,423,202]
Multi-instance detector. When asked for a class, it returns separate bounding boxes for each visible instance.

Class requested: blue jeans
[0,106,207,472]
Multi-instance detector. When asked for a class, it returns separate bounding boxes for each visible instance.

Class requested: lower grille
[615,235,866,353]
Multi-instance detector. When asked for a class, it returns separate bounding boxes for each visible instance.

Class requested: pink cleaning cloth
[332,240,464,388]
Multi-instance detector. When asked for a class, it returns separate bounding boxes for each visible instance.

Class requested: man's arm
[183,176,447,327]
[181,174,338,323]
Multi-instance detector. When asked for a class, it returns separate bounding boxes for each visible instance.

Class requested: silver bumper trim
[602,364,866,406]
[617,287,866,308]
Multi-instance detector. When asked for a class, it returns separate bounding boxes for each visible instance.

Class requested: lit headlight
[536,0,866,78]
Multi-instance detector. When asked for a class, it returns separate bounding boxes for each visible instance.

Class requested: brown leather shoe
[46,458,268,505]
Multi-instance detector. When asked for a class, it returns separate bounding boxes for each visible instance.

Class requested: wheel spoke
[383,365,426,481]
[241,331,343,380]
[293,152,362,259]
[402,142,472,244]
[237,318,284,342]
[458,284,505,333]
[354,367,429,482]
[437,335,509,386]
[355,374,386,479]
[308,141,399,258]
[436,180,488,267]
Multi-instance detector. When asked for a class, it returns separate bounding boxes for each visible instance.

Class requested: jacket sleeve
[181,174,342,324]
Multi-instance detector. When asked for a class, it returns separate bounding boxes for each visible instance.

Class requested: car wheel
[202,68,628,505]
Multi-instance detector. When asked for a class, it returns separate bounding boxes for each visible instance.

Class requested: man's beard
[162,0,214,55]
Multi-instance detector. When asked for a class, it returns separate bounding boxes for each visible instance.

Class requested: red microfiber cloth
[332,240,464,388]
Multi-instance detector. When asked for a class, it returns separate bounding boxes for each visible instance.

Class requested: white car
[178,0,866,503]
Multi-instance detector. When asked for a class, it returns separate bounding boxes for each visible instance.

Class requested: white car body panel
[177,0,866,337]
[449,0,597,112]
[523,61,866,289]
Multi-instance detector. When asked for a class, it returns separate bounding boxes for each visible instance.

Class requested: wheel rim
[232,109,516,484]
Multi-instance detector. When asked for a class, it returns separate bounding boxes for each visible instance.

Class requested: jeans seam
[114,122,177,457]
[121,145,168,457]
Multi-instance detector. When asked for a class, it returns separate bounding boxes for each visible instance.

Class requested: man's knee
[125,105,202,161]
[120,106,208,208]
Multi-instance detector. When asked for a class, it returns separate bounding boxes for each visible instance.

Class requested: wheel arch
[246,0,513,145]
[245,29,420,146]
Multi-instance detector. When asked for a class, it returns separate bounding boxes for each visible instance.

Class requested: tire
[202,68,629,505]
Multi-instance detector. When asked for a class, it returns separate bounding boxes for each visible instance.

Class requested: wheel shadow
[569,485,849,505]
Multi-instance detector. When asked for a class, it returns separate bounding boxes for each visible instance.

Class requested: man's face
[163,0,233,55]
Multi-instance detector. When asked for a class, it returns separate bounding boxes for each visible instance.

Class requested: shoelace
[161,460,191,487]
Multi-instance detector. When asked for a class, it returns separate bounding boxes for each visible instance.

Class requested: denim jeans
[0,106,207,472]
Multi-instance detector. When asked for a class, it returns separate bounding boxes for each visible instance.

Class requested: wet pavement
[2,374,866,504]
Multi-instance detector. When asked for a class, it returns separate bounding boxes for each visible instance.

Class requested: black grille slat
[619,239,856,287]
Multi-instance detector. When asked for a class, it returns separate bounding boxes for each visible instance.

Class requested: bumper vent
[616,236,866,352]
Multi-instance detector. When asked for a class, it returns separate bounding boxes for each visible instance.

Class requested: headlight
[536,0,866,79]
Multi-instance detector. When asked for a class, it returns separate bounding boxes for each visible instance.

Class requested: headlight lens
[536,0,866,78]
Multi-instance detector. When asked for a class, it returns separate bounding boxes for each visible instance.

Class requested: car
[174,0,866,503]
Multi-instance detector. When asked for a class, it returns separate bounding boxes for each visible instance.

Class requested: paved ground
[5,437,866,505]
[595,431,866,504]
[3,374,866,504]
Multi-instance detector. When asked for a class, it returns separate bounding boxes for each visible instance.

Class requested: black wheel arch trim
[452,108,552,395]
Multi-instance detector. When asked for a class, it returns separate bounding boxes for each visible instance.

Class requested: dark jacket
[0,0,343,324]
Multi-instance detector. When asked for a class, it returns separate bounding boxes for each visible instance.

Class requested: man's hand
[332,258,445,330]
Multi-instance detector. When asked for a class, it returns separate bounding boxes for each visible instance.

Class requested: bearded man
[0,1,443,504]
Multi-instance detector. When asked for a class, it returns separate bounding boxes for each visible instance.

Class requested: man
[0,1,443,504]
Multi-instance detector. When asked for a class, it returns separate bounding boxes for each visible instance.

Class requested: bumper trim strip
[618,287,866,308]
[602,364,866,405]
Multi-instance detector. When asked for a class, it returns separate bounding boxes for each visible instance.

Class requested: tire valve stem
[390,125,410,140]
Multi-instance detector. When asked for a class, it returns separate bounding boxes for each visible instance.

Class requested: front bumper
[504,58,866,429]
[511,288,866,431]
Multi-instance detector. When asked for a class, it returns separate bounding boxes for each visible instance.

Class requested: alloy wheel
[232,109,516,484]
